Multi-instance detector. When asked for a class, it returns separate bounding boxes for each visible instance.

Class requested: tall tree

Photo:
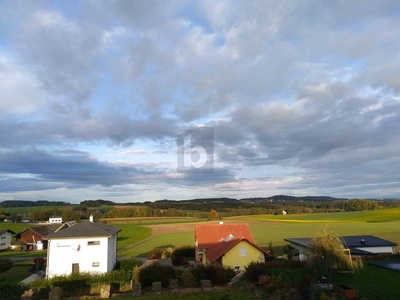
[306,225,363,283]
[208,209,219,219]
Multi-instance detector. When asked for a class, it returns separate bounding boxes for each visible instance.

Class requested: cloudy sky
[1,1,400,203]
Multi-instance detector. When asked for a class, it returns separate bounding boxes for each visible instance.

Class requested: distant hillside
[0,200,71,208]
[239,195,348,202]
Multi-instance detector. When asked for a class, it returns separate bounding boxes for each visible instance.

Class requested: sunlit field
[2,209,400,258]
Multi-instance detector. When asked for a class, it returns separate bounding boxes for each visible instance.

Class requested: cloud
[1,1,400,201]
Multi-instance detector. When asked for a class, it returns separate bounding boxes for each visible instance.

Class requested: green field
[2,209,400,258]
[2,206,72,215]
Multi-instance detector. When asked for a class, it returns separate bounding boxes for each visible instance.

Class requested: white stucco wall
[0,231,13,250]
[354,246,395,254]
[46,235,117,278]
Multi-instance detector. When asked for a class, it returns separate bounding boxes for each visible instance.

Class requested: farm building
[44,216,121,279]
[15,224,59,250]
[195,223,270,272]
[284,235,398,261]
[49,216,62,224]
[0,229,16,250]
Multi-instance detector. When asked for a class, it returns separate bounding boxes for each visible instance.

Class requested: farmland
[1,208,400,258]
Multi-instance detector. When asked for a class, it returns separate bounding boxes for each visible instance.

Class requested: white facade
[46,234,118,278]
[49,217,63,224]
[0,230,13,250]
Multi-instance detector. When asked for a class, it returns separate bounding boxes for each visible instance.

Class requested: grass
[119,232,194,257]
[1,260,34,283]
[230,208,400,223]
[116,224,152,250]
[334,262,400,299]
[2,206,71,215]
[0,250,47,258]
[97,263,400,300]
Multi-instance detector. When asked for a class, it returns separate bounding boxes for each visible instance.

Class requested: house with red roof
[195,222,270,272]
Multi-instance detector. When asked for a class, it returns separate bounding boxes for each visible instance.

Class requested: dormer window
[223,234,235,242]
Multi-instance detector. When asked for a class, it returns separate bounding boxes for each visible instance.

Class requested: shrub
[0,259,13,273]
[172,256,189,266]
[148,248,164,259]
[137,263,176,288]
[0,282,27,299]
[177,270,196,288]
[173,245,195,258]
[51,273,91,297]
[117,258,141,272]
[214,266,236,284]
[244,262,268,282]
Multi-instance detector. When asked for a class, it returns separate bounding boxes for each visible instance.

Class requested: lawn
[334,262,400,299]
[1,259,34,283]
[119,231,194,257]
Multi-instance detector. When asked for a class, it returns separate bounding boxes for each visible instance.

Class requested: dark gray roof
[284,235,397,249]
[18,225,59,237]
[342,235,397,248]
[0,229,16,235]
[44,221,121,240]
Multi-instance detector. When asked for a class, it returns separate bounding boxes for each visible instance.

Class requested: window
[0,243,5,246]
[240,247,247,257]
[88,241,100,246]
[234,266,240,272]
[1,236,6,239]
[92,262,100,267]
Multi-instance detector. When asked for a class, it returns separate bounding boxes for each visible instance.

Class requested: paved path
[20,273,41,285]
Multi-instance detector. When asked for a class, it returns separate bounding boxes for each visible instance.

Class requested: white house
[49,216,62,224]
[44,216,121,278]
[0,229,15,250]
[284,235,398,261]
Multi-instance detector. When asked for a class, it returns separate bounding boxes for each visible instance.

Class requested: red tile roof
[195,223,269,263]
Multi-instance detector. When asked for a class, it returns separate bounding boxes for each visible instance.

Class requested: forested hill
[0,200,71,208]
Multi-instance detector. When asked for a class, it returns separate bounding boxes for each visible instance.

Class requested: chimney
[89,215,94,223]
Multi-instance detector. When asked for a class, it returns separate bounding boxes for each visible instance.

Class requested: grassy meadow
[1,208,400,258]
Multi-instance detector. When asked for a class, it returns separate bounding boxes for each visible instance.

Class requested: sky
[1,1,400,203]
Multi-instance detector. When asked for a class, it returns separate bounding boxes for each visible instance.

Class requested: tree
[208,209,218,220]
[306,225,363,283]
[0,258,13,273]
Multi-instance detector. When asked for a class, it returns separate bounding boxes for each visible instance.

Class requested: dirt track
[147,219,278,236]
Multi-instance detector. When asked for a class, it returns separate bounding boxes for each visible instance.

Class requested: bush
[0,259,13,273]
[187,264,236,286]
[244,262,269,282]
[0,282,27,299]
[137,263,176,288]
[173,245,195,258]
[51,273,91,297]
[177,270,196,288]
[172,256,189,266]
[117,258,141,272]
[148,248,164,259]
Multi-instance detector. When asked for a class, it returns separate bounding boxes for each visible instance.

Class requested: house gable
[222,239,267,271]
[45,220,120,278]
[0,229,15,250]
[195,223,269,268]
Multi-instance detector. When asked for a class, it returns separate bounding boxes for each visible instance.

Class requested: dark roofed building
[44,216,121,278]
[284,235,397,261]
[15,224,59,250]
